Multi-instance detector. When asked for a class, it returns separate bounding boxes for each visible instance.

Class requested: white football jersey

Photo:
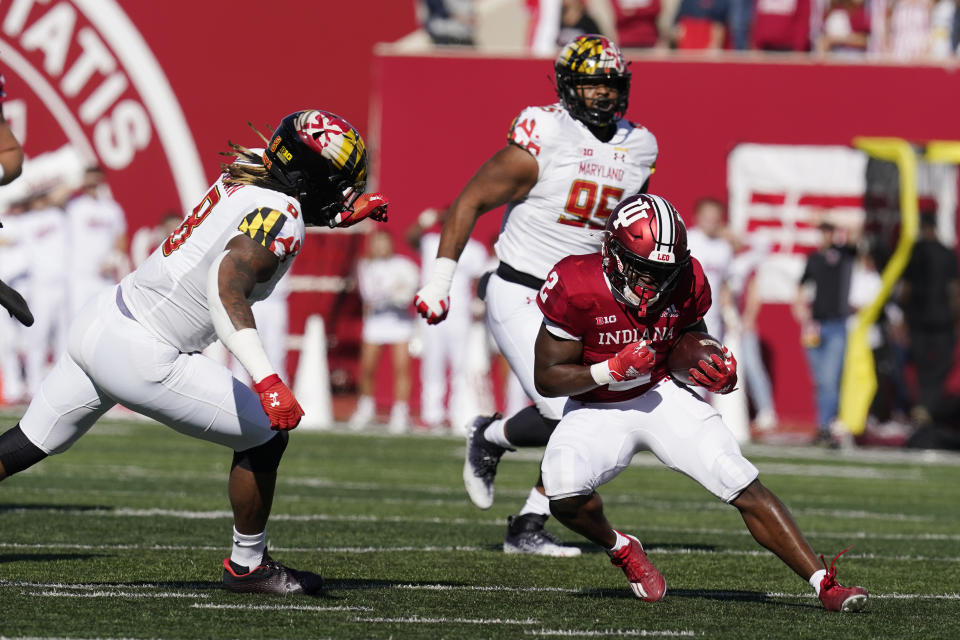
[120,175,305,353]
[495,103,658,280]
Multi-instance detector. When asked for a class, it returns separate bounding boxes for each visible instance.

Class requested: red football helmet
[601,194,690,315]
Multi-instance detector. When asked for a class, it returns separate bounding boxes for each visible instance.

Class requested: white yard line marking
[192,603,372,612]
[3,579,959,601]
[1,505,938,526]
[524,630,695,638]
[354,616,539,625]
[21,589,208,599]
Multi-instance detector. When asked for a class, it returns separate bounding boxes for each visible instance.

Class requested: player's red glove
[253,374,304,430]
[690,347,738,394]
[606,340,655,382]
[332,192,388,228]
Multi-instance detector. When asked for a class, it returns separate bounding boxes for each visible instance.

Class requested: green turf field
[1,412,958,639]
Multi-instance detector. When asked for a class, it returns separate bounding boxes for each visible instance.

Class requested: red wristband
[253,373,281,393]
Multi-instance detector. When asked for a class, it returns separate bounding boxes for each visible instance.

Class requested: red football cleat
[608,533,666,602]
[818,547,869,612]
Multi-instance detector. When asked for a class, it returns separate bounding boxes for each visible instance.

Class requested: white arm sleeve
[207,250,275,383]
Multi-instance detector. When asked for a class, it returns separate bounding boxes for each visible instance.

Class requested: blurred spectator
[611,0,664,47]
[558,0,604,44]
[528,0,564,54]
[407,207,490,433]
[349,230,420,434]
[899,214,959,425]
[0,202,29,404]
[883,0,934,59]
[65,166,129,319]
[20,192,69,399]
[421,0,475,45]
[729,241,779,431]
[752,0,813,50]
[930,0,957,56]
[815,0,871,56]
[728,0,754,48]
[686,197,734,341]
[130,210,182,268]
[793,222,856,446]
[673,0,731,49]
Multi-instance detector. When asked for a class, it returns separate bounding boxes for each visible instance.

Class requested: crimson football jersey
[537,252,711,403]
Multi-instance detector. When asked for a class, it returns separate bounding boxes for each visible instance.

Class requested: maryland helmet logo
[556,35,627,77]
[297,110,367,190]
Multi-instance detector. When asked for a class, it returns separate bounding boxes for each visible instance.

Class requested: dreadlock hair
[219,123,293,196]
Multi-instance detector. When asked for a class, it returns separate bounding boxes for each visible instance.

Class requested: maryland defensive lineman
[534,193,868,612]
[0,110,388,595]
[415,35,657,556]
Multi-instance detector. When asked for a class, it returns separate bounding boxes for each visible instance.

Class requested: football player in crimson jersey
[0,110,388,596]
[416,34,657,556]
[0,71,32,327]
[534,193,868,612]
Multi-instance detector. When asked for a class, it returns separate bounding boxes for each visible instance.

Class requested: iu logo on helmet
[613,199,651,229]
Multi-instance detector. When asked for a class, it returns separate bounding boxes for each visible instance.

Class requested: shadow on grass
[0,503,112,513]
[0,553,102,564]
[576,587,810,609]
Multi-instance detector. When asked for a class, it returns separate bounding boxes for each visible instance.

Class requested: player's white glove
[414,257,456,325]
[590,340,655,385]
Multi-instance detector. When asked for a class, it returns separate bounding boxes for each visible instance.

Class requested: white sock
[482,417,511,448]
[230,527,266,571]
[518,487,550,516]
[810,569,827,595]
[609,530,631,552]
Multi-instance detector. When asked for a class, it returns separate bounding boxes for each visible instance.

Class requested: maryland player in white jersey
[415,35,657,556]
[0,109,388,596]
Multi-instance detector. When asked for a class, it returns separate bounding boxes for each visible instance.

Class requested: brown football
[667,330,724,385]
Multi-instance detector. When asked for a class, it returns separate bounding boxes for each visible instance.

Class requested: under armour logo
[269,392,280,407]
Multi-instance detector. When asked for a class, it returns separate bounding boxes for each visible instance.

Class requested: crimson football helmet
[555,35,630,128]
[602,194,690,315]
[262,110,367,227]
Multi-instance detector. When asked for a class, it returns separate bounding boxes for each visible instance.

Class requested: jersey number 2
[162,185,222,256]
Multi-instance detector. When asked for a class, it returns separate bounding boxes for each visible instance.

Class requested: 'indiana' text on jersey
[597,325,675,346]
[537,252,711,403]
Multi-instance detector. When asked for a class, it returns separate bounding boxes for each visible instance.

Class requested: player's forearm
[435,197,482,261]
[534,364,598,397]
[207,251,275,383]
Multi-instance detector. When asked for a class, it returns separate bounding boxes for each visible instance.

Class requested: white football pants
[541,378,759,503]
[20,287,275,455]
[483,273,567,421]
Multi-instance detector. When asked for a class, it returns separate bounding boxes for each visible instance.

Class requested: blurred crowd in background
[420,0,960,60]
